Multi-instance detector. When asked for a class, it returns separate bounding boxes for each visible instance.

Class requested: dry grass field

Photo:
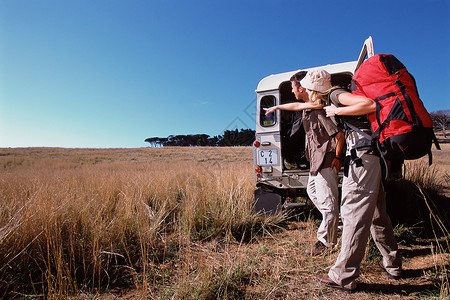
[0,142,449,299]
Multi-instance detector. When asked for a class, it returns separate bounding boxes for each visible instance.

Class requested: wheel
[254,186,283,216]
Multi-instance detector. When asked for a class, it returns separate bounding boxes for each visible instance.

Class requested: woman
[307,70,403,291]
[266,70,345,256]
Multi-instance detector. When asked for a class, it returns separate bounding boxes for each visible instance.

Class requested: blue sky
[1,0,449,148]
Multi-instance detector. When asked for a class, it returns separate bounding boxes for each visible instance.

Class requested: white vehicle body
[253,37,374,215]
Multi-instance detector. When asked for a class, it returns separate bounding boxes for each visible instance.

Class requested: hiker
[297,69,402,291]
[265,70,345,256]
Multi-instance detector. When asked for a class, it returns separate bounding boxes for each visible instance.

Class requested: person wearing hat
[265,70,345,256]
[297,69,402,291]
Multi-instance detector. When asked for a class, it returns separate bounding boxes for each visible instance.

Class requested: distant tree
[195,134,209,146]
[207,135,220,146]
[168,135,189,146]
[144,137,165,147]
[430,110,450,138]
[159,137,168,145]
[218,129,236,146]
[237,128,256,146]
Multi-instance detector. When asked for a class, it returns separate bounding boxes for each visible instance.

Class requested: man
[282,72,309,170]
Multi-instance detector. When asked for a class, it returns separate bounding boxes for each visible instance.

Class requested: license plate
[257,149,278,166]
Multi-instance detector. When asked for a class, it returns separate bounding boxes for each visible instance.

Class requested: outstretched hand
[264,107,276,116]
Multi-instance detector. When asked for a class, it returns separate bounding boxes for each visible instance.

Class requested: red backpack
[350,54,440,163]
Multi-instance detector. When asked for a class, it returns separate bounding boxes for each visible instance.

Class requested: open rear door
[354,36,374,73]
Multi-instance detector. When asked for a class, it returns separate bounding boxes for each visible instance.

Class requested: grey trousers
[307,167,340,247]
[328,153,401,290]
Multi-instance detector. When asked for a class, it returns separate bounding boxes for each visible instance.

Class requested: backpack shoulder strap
[327,87,349,107]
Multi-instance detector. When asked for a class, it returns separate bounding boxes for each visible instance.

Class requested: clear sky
[1,0,449,148]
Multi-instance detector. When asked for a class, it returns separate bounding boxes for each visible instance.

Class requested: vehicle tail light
[255,166,262,173]
[253,141,260,147]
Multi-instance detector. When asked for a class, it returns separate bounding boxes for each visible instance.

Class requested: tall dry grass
[0,147,275,298]
[1,146,449,298]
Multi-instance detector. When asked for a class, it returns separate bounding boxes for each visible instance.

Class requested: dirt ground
[94,218,448,300]
[249,221,450,299]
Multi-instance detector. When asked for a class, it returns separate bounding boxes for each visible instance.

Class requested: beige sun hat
[300,69,332,92]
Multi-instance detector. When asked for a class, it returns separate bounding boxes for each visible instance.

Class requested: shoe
[379,261,401,280]
[284,159,298,170]
[305,241,327,256]
[317,275,353,292]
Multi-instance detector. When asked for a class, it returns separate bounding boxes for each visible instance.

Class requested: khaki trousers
[328,153,401,290]
[307,167,340,247]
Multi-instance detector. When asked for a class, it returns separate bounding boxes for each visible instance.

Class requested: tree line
[144,128,255,147]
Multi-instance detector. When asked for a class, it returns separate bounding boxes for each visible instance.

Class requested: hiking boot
[305,241,327,256]
[283,159,298,170]
[379,261,401,280]
[317,275,354,292]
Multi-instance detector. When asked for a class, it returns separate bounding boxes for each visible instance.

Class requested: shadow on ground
[356,282,438,296]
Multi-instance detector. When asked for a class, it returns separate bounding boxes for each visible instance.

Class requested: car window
[260,95,276,126]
